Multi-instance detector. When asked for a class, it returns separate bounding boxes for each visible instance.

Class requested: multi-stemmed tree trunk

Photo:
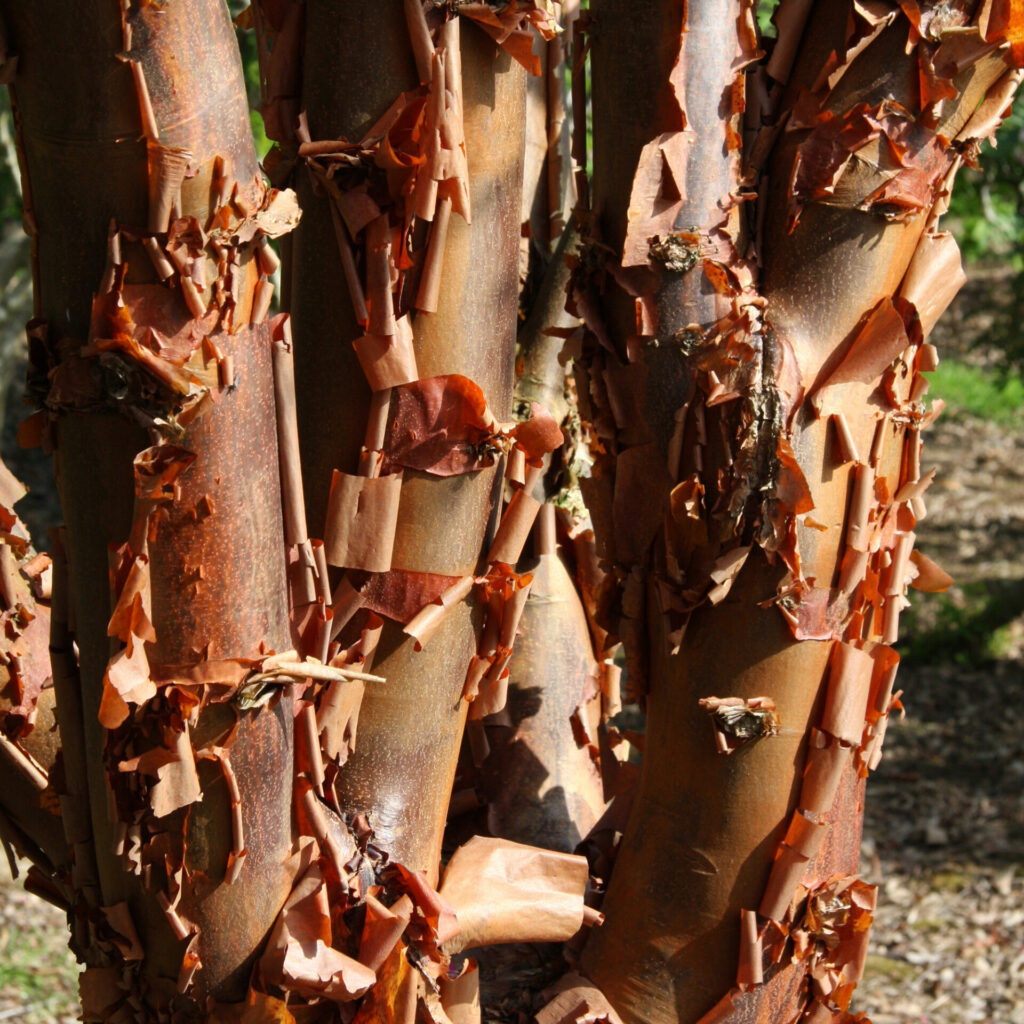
[0,1,1019,1022]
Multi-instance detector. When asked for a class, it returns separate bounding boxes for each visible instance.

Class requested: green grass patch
[927,360,1024,425]
[0,906,79,1021]
[863,953,917,982]
[908,917,948,933]
[899,580,1024,667]
[927,869,974,893]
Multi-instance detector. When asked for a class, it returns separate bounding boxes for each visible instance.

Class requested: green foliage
[926,360,1024,426]
[250,109,272,161]
[947,103,1024,267]
[899,581,1024,667]
[757,0,780,38]
[945,106,1024,370]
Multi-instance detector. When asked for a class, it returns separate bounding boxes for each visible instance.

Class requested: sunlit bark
[0,0,296,1006]
[578,2,1017,1022]
[0,2,1020,1022]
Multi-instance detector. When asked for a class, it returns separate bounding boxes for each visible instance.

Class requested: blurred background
[0,12,1022,1024]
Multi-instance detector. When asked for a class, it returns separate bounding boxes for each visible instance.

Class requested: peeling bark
[1,0,297,1007]
[0,1,1020,1021]
[575,2,1020,1023]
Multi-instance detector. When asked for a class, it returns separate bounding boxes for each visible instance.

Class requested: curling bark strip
[0,480,69,889]
[574,2,1020,1022]
[0,0,303,1009]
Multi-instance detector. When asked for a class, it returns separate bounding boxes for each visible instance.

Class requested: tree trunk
[1,0,299,1008]
[577,2,1019,1022]
[279,2,529,880]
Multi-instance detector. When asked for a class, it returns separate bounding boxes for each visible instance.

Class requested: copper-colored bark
[580,4,763,1014]
[287,4,526,879]
[517,224,580,431]
[480,524,605,852]
[578,2,1015,1022]
[2,0,294,1005]
[3,1,1019,1020]
[0,670,66,877]
[0,506,67,876]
